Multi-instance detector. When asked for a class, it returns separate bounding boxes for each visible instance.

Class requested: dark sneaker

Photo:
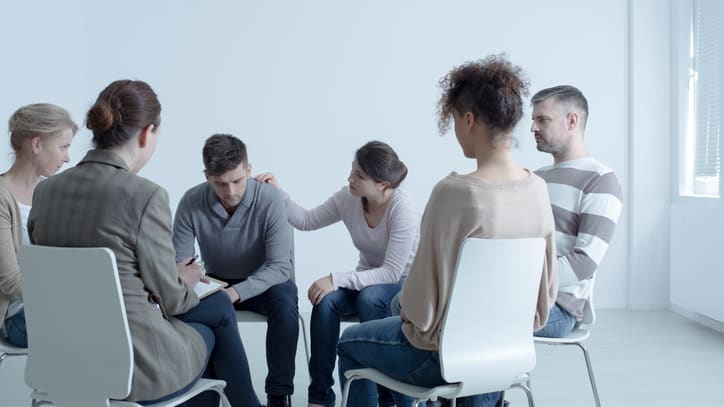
[267,394,291,407]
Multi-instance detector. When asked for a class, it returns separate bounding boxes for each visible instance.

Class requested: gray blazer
[28,149,206,402]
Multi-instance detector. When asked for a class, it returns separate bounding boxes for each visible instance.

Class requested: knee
[313,292,339,315]
[356,288,390,320]
[205,291,237,321]
[269,291,299,324]
[389,293,401,316]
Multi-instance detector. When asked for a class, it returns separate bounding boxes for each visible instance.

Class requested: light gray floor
[1,309,723,406]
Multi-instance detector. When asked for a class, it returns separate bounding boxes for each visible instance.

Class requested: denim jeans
[389,292,402,316]
[337,316,500,407]
[235,278,299,397]
[4,308,27,348]
[140,291,260,406]
[534,303,577,338]
[308,279,403,406]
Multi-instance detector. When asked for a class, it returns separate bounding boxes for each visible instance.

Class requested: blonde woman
[1,103,77,347]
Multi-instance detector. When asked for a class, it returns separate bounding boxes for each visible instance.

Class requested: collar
[205,177,258,219]
[78,149,130,172]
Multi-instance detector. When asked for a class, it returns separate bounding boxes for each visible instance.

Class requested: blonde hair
[8,103,78,153]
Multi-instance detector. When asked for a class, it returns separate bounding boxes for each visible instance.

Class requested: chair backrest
[438,237,546,397]
[20,245,133,406]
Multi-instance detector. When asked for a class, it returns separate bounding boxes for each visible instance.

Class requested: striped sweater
[535,157,623,320]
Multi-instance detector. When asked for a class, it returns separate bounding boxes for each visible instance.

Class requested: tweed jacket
[0,176,23,329]
[27,149,206,401]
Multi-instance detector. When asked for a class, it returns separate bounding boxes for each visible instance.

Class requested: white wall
[628,0,672,309]
[1,0,634,313]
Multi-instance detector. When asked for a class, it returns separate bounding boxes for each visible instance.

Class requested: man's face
[530,98,570,155]
[205,162,251,212]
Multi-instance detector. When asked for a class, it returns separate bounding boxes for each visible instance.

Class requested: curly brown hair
[437,54,529,135]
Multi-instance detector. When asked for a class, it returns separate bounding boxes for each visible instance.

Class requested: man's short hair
[202,134,248,176]
[531,85,589,127]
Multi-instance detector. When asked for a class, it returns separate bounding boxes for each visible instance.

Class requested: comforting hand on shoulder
[254,172,280,188]
[308,275,334,305]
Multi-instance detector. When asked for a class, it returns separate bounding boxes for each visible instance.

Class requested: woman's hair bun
[86,98,118,133]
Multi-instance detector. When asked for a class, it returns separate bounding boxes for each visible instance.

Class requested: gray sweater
[173,178,292,302]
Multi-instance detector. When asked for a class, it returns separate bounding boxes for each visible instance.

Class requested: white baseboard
[669,304,724,335]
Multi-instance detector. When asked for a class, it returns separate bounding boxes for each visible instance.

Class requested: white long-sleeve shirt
[283,186,419,290]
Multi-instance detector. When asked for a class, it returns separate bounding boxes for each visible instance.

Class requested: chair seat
[344,368,463,401]
[534,328,590,344]
[344,369,531,403]
[31,378,228,407]
[235,310,269,323]
[0,337,27,356]
[235,309,312,364]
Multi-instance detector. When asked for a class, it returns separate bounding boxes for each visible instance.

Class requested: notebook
[194,276,228,299]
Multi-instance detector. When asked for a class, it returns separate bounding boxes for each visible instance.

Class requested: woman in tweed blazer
[28,80,261,406]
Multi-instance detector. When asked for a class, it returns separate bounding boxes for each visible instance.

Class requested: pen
[186,255,199,266]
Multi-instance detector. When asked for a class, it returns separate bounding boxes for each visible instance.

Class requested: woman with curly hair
[336,54,558,407]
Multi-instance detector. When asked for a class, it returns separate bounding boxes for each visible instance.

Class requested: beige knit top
[399,171,558,351]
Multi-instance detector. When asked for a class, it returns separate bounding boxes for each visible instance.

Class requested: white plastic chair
[533,293,601,407]
[19,245,230,407]
[235,232,311,363]
[341,237,547,407]
[0,336,27,367]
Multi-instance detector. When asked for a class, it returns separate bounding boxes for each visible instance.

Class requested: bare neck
[553,133,589,164]
[471,137,527,182]
[364,188,393,213]
[2,159,43,204]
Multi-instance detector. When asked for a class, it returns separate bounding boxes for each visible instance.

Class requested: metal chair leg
[341,375,358,407]
[298,314,311,365]
[574,342,601,407]
[510,382,535,407]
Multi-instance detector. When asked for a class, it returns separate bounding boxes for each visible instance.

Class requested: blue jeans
[140,291,260,406]
[4,309,27,348]
[235,278,299,397]
[389,292,402,316]
[337,317,500,407]
[308,280,403,406]
[534,304,576,338]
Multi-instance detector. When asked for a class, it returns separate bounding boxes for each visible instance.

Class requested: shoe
[267,394,291,407]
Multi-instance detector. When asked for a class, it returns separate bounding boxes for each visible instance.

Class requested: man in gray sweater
[173,134,298,407]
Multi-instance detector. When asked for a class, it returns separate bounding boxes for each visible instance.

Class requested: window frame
[675,0,723,200]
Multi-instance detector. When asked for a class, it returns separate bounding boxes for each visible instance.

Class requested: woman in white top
[256,140,420,407]
[0,103,77,347]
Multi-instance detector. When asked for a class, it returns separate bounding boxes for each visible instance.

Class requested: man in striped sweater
[530,85,623,338]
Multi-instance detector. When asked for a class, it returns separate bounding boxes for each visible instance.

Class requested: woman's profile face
[347,160,381,198]
[35,127,73,177]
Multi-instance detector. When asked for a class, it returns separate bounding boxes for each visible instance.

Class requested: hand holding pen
[178,255,205,286]
[186,255,210,283]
